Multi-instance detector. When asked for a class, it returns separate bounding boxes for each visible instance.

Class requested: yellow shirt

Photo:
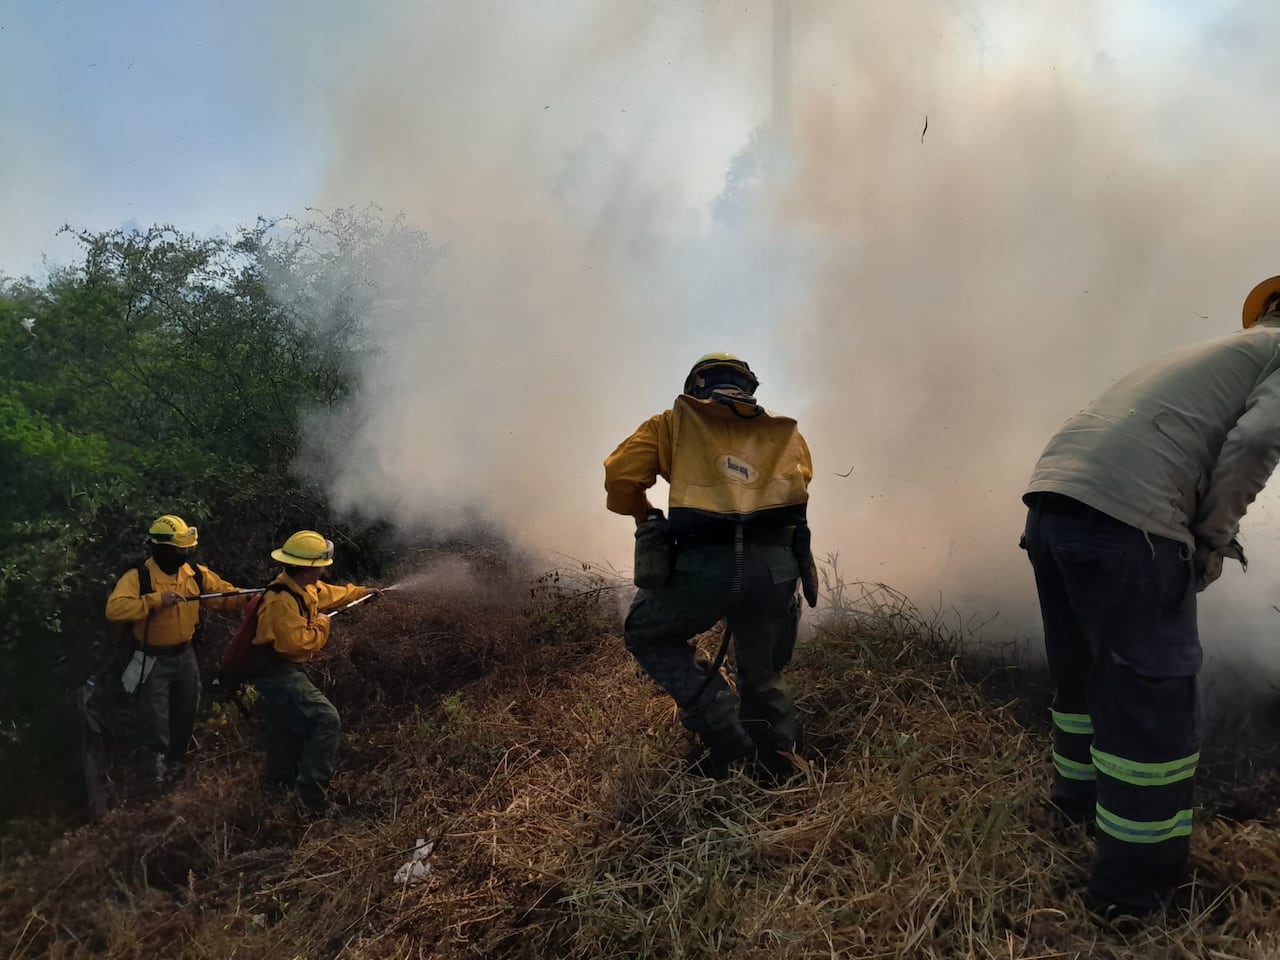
[105,558,247,648]
[604,397,814,522]
[252,572,369,663]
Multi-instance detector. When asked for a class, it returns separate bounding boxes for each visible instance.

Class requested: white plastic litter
[120,650,156,694]
[393,838,434,884]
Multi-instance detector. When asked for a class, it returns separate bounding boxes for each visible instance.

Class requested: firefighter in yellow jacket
[105,515,249,784]
[247,530,378,815]
[604,353,817,778]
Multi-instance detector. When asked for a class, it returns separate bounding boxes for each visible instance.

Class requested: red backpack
[218,584,307,698]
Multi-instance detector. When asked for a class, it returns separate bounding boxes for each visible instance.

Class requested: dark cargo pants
[624,540,801,771]
[1023,496,1199,916]
[137,645,201,764]
[254,665,343,811]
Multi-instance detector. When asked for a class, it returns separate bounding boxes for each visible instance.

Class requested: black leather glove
[633,511,672,590]
[794,523,819,608]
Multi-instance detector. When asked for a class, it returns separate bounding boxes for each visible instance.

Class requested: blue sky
[0,0,331,275]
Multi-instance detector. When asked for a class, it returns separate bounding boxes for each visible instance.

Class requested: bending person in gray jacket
[1021,275,1280,922]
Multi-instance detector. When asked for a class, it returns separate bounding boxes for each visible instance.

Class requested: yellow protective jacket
[105,558,247,648]
[252,572,369,664]
[604,394,813,533]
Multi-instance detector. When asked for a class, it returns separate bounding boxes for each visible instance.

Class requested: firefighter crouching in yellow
[604,353,818,779]
[245,530,379,816]
[105,515,250,785]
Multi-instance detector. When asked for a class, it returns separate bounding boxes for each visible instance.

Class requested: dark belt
[1027,493,1098,519]
[677,525,797,548]
[143,642,191,657]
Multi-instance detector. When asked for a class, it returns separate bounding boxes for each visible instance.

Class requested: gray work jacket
[1025,318,1280,552]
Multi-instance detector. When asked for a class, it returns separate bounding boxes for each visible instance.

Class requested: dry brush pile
[3,563,1280,959]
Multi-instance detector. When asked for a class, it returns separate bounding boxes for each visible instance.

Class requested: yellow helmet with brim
[148,514,198,550]
[683,352,759,397]
[271,530,335,567]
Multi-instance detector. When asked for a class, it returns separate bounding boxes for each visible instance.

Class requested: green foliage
[440,693,468,721]
[0,209,436,822]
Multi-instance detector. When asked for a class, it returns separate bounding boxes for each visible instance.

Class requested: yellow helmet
[148,514,198,550]
[271,530,335,567]
[1243,275,1280,328]
[683,352,759,397]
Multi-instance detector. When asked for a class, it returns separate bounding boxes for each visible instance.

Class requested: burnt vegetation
[3,561,1280,958]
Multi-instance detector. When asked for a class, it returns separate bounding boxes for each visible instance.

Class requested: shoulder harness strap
[135,561,152,651]
[266,582,309,619]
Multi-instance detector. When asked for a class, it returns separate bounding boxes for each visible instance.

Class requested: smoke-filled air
[13,4,1280,955]
[271,1,1280,670]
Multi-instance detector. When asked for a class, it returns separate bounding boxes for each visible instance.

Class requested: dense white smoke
[282,1,1280,672]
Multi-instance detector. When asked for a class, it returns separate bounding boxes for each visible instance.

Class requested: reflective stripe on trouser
[1051,709,1096,806]
[1090,670,1198,913]
[137,646,201,762]
[624,541,800,767]
[1045,647,1097,814]
[1023,503,1199,915]
[254,665,343,809]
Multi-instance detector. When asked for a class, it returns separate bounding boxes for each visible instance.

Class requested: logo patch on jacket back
[717,454,758,483]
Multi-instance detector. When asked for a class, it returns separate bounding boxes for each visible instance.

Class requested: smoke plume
[285,1,1280,670]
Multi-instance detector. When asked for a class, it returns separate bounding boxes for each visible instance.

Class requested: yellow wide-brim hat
[1242,275,1280,328]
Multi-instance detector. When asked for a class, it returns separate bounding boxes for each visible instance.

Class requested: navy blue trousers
[1023,496,1199,915]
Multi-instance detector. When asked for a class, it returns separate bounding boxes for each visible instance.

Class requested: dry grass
[3,560,1280,959]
